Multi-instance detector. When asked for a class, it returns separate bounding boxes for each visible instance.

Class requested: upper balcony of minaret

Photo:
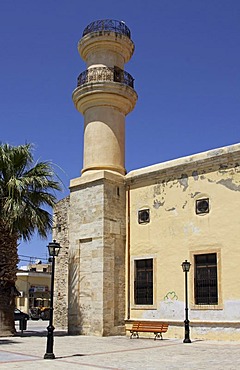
[73,20,137,115]
[78,19,135,68]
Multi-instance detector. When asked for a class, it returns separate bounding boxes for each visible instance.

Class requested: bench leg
[130,331,139,339]
[154,333,163,340]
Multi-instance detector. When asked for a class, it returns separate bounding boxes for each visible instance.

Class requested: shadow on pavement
[56,353,86,359]
[0,339,19,345]
[14,330,68,337]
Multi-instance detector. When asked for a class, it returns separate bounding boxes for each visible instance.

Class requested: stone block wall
[68,171,126,336]
[53,196,70,330]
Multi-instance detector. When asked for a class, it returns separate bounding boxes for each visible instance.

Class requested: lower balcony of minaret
[72,67,138,115]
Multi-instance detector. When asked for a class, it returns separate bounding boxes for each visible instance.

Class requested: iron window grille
[138,209,150,224]
[194,253,218,305]
[196,198,209,214]
[134,259,153,305]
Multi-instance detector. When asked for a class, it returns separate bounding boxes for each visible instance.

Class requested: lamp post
[181,260,191,343]
[44,240,61,359]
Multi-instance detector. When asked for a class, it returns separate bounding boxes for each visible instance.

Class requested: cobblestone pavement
[0,321,239,369]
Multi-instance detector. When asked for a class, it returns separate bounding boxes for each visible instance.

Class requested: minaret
[68,20,137,336]
[72,19,137,176]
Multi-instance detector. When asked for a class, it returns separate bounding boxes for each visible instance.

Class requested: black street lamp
[181,260,191,343]
[44,240,61,359]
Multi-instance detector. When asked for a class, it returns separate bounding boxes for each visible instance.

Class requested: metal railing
[77,67,134,88]
[82,19,131,38]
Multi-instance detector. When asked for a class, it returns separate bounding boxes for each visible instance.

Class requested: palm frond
[0,143,62,240]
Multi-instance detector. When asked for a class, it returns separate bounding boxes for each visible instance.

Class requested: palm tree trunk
[0,223,19,336]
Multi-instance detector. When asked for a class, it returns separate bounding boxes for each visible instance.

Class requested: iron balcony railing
[77,67,135,89]
[82,19,131,39]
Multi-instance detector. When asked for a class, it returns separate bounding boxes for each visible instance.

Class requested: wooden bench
[128,321,169,340]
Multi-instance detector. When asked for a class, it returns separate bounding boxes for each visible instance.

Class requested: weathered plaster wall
[126,144,240,339]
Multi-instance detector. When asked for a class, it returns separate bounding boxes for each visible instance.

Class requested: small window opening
[196,198,209,214]
[138,209,150,224]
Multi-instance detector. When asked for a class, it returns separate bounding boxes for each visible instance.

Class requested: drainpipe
[127,185,131,320]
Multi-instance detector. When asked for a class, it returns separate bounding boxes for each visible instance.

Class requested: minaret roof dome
[82,19,131,39]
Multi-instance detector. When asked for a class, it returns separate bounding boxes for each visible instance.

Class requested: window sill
[191,304,223,310]
[131,304,157,310]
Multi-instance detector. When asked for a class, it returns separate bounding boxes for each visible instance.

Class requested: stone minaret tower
[67,20,137,336]
[72,19,137,176]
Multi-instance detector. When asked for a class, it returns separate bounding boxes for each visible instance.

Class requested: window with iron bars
[194,253,218,305]
[134,259,153,305]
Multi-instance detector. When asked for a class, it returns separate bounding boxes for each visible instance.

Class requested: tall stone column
[69,20,137,335]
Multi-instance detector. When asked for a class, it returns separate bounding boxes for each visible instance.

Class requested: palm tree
[0,143,61,336]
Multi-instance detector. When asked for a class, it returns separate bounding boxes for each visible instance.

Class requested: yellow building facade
[16,263,51,314]
[125,144,240,340]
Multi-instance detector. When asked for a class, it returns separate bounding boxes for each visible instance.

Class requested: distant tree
[0,143,61,336]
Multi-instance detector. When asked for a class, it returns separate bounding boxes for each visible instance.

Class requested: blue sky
[1,1,239,263]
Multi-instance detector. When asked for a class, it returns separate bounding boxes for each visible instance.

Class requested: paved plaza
[0,320,240,369]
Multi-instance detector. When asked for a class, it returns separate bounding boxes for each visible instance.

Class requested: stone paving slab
[1,324,240,369]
